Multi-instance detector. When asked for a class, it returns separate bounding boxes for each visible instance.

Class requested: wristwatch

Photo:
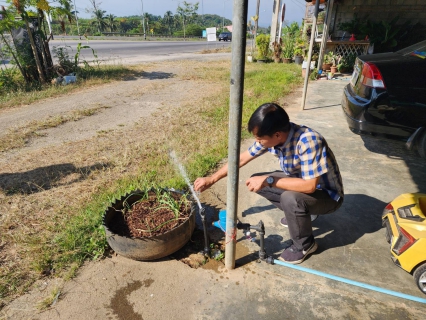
[266,176,274,187]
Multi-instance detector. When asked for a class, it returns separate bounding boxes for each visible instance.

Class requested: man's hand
[245,175,267,192]
[194,177,214,192]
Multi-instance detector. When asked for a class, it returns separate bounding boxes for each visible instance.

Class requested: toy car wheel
[413,263,426,295]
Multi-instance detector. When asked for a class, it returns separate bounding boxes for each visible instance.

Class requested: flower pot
[247,55,253,62]
[322,63,332,71]
[103,190,196,261]
[330,66,338,73]
[274,57,282,63]
[282,58,291,64]
[294,55,304,65]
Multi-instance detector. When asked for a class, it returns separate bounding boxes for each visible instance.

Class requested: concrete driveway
[2,78,425,320]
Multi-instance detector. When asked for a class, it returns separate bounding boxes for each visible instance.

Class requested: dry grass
[0,58,303,308]
[0,106,109,152]
[0,65,140,110]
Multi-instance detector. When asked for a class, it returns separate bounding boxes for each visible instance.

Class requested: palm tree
[106,14,118,32]
[163,11,174,36]
[11,0,46,83]
[92,9,107,33]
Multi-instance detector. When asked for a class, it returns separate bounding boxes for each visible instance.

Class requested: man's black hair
[248,103,290,136]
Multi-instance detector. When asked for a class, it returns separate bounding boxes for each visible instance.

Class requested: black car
[341,40,426,158]
[218,32,232,41]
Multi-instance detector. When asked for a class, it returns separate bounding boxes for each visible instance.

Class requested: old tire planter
[103,190,196,261]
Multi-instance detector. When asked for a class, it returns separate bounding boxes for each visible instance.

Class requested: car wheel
[413,263,426,295]
[417,131,426,159]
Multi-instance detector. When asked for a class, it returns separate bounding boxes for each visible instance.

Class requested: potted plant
[281,33,295,63]
[103,188,196,260]
[337,53,357,73]
[294,48,304,64]
[330,53,341,73]
[322,51,333,71]
[255,34,271,62]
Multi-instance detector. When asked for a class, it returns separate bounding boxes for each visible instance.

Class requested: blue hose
[273,259,426,304]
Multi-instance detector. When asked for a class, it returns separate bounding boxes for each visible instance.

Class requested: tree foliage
[176,1,199,38]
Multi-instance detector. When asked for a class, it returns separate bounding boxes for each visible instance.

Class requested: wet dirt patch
[108,280,145,320]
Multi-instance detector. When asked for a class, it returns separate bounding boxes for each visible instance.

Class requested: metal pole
[301,1,320,110]
[222,0,225,31]
[73,0,81,39]
[225,0,248,270]
[140,0,146,40]
[317,0,334,68]
[254,0,260,39]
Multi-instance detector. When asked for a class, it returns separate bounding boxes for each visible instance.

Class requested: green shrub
[255,34,270,59]
[185,24,202,37]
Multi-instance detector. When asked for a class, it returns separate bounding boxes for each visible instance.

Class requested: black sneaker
[280,215,318,228]
[278,241,318,264]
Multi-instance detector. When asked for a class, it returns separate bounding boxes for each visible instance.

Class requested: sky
[68,0,306,28]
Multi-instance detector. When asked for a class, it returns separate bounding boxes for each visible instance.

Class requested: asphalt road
[48,39,233,64]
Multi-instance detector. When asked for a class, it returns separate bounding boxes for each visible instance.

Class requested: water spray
[169,151,210,257]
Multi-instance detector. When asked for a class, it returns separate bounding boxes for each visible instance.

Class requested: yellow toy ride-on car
[382,193,426,295]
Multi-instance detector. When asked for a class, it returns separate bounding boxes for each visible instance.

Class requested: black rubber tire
[413,263,426,295]
[416,131,426,159]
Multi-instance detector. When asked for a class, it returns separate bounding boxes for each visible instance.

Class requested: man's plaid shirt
[248,123,344,201]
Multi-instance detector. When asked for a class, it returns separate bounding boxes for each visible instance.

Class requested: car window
[396,40,426,56]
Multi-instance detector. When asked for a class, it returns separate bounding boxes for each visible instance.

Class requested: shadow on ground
[361,135,426,191]
[0,162,110,195]
[141,71,174,80]
[236,194,386,258]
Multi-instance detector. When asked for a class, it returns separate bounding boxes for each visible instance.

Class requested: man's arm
[194,150,256,192]
[245,175,320,194]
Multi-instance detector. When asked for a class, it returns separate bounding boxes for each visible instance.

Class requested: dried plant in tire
[120,188,192,238]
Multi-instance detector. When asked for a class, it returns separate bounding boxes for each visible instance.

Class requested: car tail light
[361,62,386,88]
[382,203,394,217]
[392,226,416,255]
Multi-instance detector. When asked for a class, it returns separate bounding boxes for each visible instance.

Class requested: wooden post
[301,1,320,110]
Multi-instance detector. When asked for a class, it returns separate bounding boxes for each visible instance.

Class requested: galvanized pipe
[225,0,248,270]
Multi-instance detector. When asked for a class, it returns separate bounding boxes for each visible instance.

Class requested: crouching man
[194,102,344,264]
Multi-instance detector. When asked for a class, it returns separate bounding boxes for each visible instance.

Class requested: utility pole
[140,0,146,40]
[222,0,225,31]
[254,0,260,38]
[73,0,81,39]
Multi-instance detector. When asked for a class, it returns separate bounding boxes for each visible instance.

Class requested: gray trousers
[255,172,343,251]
